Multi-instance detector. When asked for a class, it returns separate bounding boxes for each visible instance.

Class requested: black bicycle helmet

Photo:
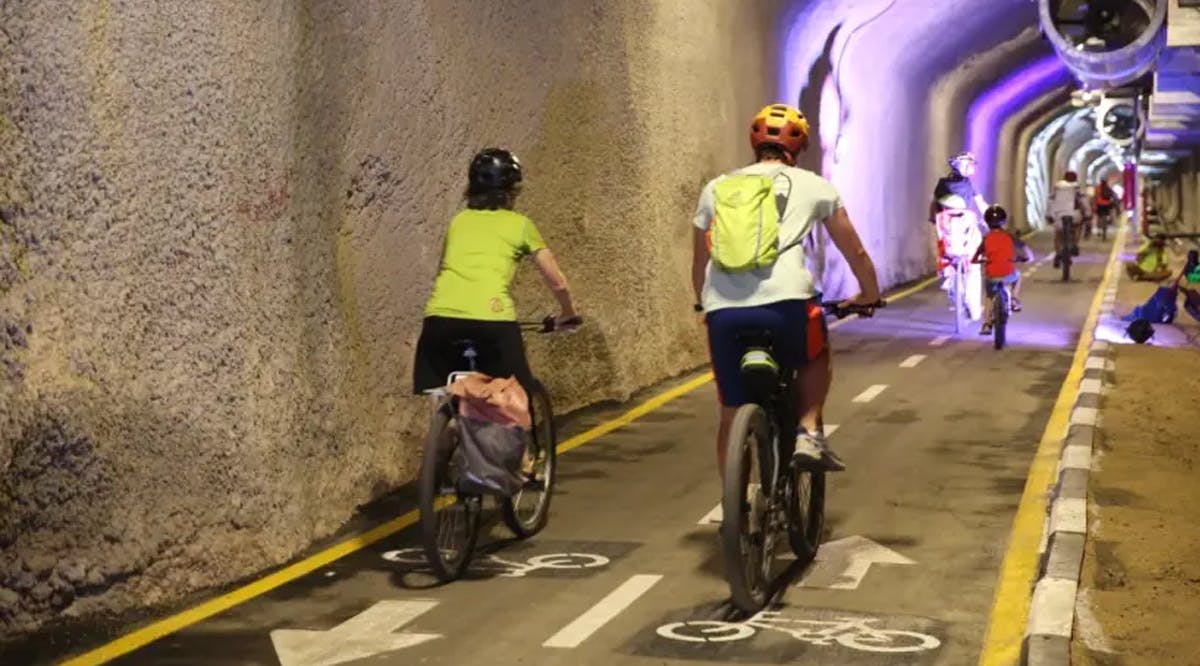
[984,204,1008,228]
[468,148,523,193]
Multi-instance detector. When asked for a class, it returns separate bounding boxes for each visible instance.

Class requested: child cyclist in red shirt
[973,204,1034,335]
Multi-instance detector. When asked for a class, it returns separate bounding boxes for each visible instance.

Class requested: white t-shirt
[692,162,842,312]
[1047,180,1081,219]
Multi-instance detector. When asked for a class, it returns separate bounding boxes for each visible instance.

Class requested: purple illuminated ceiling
[966,54,1073,201]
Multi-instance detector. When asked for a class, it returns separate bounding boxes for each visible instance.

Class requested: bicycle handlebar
[821,300,887,319]
[520,315,583,333]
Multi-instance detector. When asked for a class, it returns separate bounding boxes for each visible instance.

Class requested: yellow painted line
[557,372,716,454]
[58,494,454,666]
[58,274,943,666]
[976,228,1126,666]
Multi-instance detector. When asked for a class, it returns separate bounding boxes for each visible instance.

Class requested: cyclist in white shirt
[1046,171,1086,268]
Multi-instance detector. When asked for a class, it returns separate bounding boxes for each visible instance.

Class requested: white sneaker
[793,431,846,472]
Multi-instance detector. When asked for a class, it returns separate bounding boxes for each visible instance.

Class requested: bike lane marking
[543,574,663,649]
[271,599,441,666]
[631,604,946,663]
[795,536,915,590]
[851,384,888,403]
[976,233,1124,666]
[56,276,940,666]
[899,354,927,368]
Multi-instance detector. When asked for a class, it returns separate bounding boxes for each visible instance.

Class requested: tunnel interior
[1,0,1199,644]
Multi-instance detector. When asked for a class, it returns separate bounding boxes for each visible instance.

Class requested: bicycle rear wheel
[721,404,774,612]
[502,381,557,538]
[954,265,964,335]
[418,406,480,582]
[993,289,1009,350]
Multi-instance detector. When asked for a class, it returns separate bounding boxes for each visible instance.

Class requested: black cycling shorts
[412,316,535,394]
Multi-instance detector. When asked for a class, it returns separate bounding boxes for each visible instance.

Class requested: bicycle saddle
[735,328,775,349]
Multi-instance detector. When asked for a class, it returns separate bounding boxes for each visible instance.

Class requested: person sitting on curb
[1125,235,1173,282]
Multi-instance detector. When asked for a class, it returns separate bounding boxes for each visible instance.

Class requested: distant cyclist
[1047,171,1086,268]
[973,205,1033,335]
[691,103,881,475]
[934,193,983,322]
[1093,175,1119,229]
[930,151,989,232]
[413,148,580,396]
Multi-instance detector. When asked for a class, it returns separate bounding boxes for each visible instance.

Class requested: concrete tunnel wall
[777,0,1046,298]
[0,0,794,637]
[0,0,1088,639]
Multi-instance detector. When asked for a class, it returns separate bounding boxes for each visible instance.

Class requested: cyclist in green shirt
[413,148,579,394]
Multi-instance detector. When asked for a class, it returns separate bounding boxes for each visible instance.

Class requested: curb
[1021,246,1123,665]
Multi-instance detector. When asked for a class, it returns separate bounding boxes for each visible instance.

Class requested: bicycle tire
[954,264,964,335]
[993,289,1008,350]
[418,407,480,582]
[785,466,825,564]
[721,404,772,612]
[502,381,557,538]
[1062,255,1071,282]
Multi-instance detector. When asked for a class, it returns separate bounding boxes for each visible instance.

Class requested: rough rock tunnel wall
[0,0,791,638]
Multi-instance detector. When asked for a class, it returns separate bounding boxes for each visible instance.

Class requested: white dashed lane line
[542,574,662,648]
[930,335,951,346]
[851,384,888,403]
[899,354,927,368]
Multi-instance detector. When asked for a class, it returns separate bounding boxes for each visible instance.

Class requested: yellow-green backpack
[709,170,796,273]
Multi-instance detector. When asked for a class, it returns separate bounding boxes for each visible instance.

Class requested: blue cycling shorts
[705,299,827,407]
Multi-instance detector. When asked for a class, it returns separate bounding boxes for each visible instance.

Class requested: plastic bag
[449,373,530,496]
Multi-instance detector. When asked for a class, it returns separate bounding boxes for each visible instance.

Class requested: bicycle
[949,256,969,335]
[418,315,579,582]
[1096,208,1113,241]
[720,299,885,612]
[974,256,1028,351]
[1055,216,1078,282]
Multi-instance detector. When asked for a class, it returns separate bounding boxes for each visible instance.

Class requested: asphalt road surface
[26,232,1114,666]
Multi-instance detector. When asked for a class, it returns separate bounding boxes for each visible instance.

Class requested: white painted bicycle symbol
[381,547,610,578]
[656,610,941,654]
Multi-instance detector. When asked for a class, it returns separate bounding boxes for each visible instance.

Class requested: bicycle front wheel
[418,407,480,582]
[721,404,773,612]
[785,464,825,564]
[502,381,557,538]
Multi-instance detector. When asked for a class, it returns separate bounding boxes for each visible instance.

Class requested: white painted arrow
[797,536,914,590]
[271,600,441,666]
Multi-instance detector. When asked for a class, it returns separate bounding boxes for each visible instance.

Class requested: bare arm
[823,207,881,302]
[972,240,985,264]
[531,248,577,319]
[692,227,709,305]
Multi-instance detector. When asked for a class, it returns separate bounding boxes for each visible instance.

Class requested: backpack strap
[772,170,808,256]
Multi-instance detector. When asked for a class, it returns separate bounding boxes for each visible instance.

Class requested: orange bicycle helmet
[750,104,809,162]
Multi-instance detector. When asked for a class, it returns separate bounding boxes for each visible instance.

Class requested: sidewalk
[1072,239,1200,665]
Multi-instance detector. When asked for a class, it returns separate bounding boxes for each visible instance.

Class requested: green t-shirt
[425,209,547,321]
